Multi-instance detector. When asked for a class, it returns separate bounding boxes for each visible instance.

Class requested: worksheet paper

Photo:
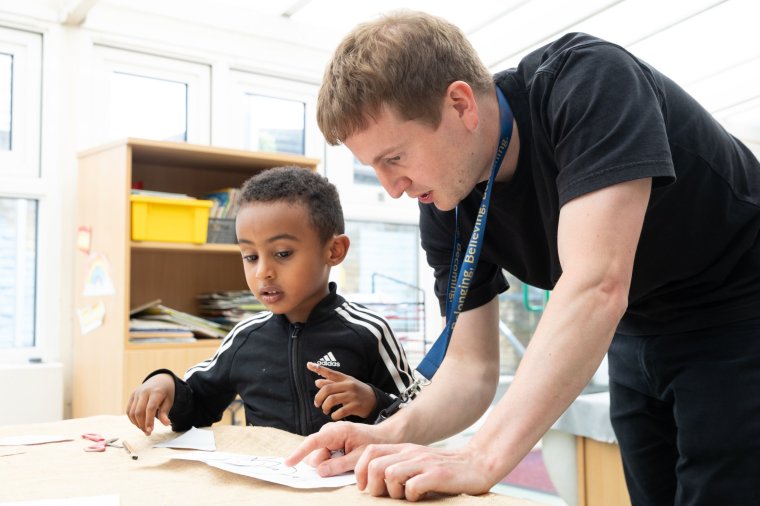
[0,435,73,446]
[172,451,356,489]
[153,426,216,451]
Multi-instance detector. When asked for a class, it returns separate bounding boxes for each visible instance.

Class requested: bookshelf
[72,138,319,417]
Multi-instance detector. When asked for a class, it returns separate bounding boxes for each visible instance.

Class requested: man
[286,10,760,504]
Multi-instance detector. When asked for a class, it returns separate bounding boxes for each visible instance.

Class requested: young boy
[126,167,414,436]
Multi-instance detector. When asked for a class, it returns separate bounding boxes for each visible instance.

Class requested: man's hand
[358,443,497,501]
[308,361,377,420]
[287,426,497,502]
[126,373,175,435]
[284,420,378,476]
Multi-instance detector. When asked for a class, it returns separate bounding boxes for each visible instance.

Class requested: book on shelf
[130,189,194,200]
[197,290,267,328]
[130,299,229,339]
[203,188,242,219]
[129,317,196,342]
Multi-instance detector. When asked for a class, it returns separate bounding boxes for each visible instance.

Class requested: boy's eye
[275,250,292,259]
[386,155,400,165]
[243,254,258,262]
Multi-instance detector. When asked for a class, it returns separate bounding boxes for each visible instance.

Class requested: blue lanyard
[416,87,513,380]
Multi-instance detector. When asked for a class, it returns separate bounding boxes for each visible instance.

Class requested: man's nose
[375,167,411,199]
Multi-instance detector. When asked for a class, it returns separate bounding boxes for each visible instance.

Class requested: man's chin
[432,199,457,212]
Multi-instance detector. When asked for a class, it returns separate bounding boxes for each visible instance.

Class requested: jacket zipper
[289,323,309,435]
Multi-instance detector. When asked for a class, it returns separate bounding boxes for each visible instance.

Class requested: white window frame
[222,70,321,160]
[0,26,41,178]
[0,25,45,363]
[88,45,211,146]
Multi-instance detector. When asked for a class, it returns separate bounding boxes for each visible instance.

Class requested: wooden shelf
[125,340,223,351]
[72,138,318,417]
[131,241,240,254]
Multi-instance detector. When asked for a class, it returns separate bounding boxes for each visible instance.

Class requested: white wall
[0,363,63,425]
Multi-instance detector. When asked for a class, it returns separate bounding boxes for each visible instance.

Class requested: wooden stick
[122,440,138,460]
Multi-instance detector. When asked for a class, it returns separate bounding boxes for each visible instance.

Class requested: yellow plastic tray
[130,195,213,244]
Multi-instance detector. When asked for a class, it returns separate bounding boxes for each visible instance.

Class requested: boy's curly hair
[239,167,344,243]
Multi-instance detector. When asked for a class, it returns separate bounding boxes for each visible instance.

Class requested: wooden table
[0,415,539,505]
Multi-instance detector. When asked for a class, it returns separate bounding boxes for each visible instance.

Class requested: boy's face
[236,200,332,323]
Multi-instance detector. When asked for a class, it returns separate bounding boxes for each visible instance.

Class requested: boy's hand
[126,373,175,436]
[308,362,377,420]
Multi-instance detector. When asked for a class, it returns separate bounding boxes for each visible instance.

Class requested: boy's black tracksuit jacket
[145,283,415,436]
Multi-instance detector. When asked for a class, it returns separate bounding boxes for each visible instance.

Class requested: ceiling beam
[60,0,100,26]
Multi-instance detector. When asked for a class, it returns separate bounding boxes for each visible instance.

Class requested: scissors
[81,433,121,452]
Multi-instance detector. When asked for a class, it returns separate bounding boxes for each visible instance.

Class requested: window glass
[339,221,424,362]
[243,94,305,154]
[0,198,37,349]
[498,271,545,375]
[341,221,419,296]
[110,72,188,142]
[0,53,10,151]
[352,157,381,186]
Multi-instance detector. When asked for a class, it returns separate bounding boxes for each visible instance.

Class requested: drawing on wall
[82,252,115,297]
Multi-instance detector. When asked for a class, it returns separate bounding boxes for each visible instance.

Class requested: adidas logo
[316,351,340,368]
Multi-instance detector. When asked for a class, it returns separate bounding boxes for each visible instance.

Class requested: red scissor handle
[82,433,106,452]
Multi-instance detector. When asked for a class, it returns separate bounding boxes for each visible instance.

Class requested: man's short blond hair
[317,10,494,145]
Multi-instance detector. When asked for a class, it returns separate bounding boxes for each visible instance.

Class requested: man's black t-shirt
[420,33,760,335]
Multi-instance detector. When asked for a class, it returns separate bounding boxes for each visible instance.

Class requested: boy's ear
[326,234,350,266]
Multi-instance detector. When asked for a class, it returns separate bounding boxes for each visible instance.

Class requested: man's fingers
[304,447,332,467]
[357,443,426,492]
[402,473,436,502]
[315,446,363,477]
[385,478,406,500]
[284,428,343,467]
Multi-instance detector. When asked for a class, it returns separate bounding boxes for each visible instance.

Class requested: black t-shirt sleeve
[419,203,508,315]
[545,43,675,205]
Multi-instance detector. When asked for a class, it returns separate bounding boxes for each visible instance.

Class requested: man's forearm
[465,268,629,483]
[376,298,502,445]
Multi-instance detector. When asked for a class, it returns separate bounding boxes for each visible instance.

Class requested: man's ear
[445,80,479,131]
[326,234,350,266]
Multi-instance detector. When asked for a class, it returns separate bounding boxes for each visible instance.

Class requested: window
[0,27,42,359]
[353,157,381,186]
[225,71,320,158]
[340,221,419,297]
[90,46,210,145]
[0,27,41,177]
[242,93,305,154]
[110,72,189,142]
[0,198,37,349]
[0,52,11,151]
[337,220,425,363]
[498,272,546,375]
